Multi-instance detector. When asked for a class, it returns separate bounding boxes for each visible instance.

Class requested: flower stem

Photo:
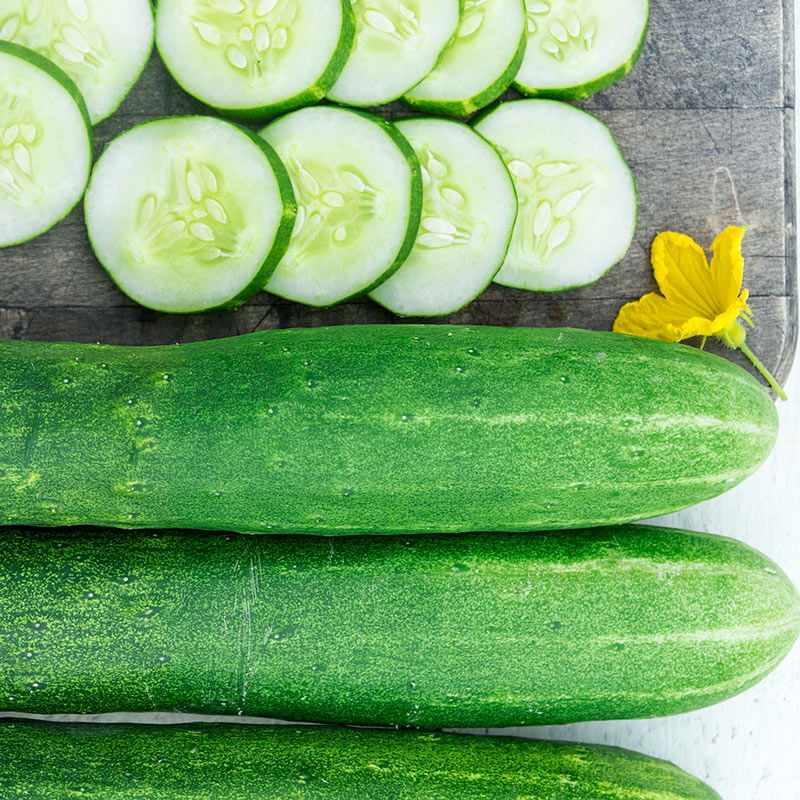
[739,342,788,400]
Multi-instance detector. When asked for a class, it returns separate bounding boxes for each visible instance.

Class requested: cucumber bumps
[0,42,92,247]
[85,116,296,313]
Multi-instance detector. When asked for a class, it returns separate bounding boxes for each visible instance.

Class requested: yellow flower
[613,226,786,399]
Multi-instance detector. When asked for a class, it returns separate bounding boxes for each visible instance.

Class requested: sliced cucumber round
[474,99,636,292]
[0,0,154,124]
[0,42,92,248]
[514,0,648,100]
[370,117,516,316]
[155,0,354,120]
[327,0,461,106]
[259,106,421,307]
[403,0,527,118]
[84,116,296,314]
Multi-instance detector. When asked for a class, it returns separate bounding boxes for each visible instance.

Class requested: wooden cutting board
[1,0,795,383]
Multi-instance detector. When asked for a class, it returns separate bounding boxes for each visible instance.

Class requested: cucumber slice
[370,117,516,316]
[259,106,421,307]
[84,116,296,314]
[155,0,354,119]
[327,0,461,106]
[474,99,636,292]
[403,0,527,118]
[514,0,648,100]
[0,0,154,124]
[0,42,92,248]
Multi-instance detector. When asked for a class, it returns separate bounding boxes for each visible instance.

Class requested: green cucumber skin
[0,325,777,534]
[403,25,528,118]
[156,0,355,121]
[84,116,297,314]
[1,524,797,726]
[0,722,722,800]
[512,6,649,101]
[0,41,93,247]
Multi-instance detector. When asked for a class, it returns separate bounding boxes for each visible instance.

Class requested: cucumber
[514,0,648,100]
[474,99,636,291]
[155,0,355,119]
[369,117,517,316]
[0,525,797,726]
[0,721,723,799]
[327,0,461,106]
[0,0,154,124]
[0,326,778,535]
[84,116,296,314]
[259,107,421,307]
[0,42,92,247]
[403,0,527,117]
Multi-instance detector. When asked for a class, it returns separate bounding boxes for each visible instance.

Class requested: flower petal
[652,232,721,319]
[709,225,746,308]
[614,292,701,341]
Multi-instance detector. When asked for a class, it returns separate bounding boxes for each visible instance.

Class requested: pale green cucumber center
[351,0,425,53]
[417,147,487,251]
[524,0,597,68]
[500,148,598,265]
[283,152,386,268]
[0,80,45,208]
[128,154,248,273]
[182,0,297,88]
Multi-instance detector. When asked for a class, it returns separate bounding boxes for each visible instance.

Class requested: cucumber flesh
[327,0,461,106]
[370,117,516,316]
[84,116,296,314]
[474,99,636,291]
[0,0,154,124]
[0,722,725,800]
[260,106,421,307]
[155,0,354,119]
[404,0,527,117]
[0,42,92,247]
[514,0,648,100]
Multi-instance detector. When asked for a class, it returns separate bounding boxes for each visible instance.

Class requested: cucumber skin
[156,0,355,120]
[262,109,423,306]
[1,524,797,726]
[512,4,649,101]
[0,325,777,533]
[0,722,722,800]
[84,116,297,314]
[0,41,93,247]
[403,24,528,118]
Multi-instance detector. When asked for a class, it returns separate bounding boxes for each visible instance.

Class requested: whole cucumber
[0,326,778,534]
[2,525,797,727]
[0,721,723,800]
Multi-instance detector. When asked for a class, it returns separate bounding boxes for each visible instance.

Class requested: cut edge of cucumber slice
[260,107,423,307]
[156,0,355,121]
[473,99,638,293]
[402,20,527,118]
[370,116,517,317]
[85,115,297,315]
[513,5,649,101]
[0,41,93,247]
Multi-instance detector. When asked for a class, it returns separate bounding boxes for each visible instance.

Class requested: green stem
[739,342,788,400]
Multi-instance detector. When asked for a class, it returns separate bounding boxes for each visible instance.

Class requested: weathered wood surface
[0,0,795,382]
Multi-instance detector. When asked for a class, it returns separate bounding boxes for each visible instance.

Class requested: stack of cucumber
[2,0,643,315]
[1,3,798,800]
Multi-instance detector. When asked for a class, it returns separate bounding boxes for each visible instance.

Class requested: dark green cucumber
[0,326,778,534]
[1,525,797,726]
[0,721,722,800]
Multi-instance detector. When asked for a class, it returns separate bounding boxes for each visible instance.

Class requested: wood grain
[0,0,795,385]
